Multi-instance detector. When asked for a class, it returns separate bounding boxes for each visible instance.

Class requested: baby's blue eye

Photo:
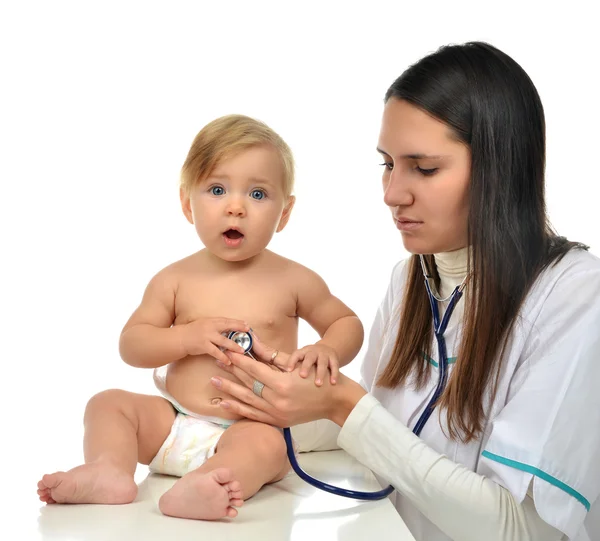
[251,189,265,200]
[211,186,225,196]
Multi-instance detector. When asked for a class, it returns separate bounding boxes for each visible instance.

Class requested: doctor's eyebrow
[376,148,448,160]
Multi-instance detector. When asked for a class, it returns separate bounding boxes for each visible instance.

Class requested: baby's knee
[246,424,287,461]
[84,389,133,418]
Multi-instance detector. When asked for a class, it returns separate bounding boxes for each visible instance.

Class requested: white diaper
[150,365,236,477]
[149,413,231,477]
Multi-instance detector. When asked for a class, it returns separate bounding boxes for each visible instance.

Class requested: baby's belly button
[175,384,235,406]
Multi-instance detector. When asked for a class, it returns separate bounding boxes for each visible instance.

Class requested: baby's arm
[293,266,364,384]
[118,268,184,368]
[119,267,249,369]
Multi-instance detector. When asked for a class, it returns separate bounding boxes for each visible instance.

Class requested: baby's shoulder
[263,251,322,281]
[149,251,206,284]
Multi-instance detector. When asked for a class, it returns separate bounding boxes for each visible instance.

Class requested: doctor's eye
[379,162,393,171]
[416,167,439,177]
[250,189,266,200]
[210,185,225,196]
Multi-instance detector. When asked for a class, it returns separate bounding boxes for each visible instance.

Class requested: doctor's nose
[383,171,414,208]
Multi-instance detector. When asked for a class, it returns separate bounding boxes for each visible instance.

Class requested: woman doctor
[210,42,600,541]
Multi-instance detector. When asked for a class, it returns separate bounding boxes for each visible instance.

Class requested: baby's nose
[226,201,246,217]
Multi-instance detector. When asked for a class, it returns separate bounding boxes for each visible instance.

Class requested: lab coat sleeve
[338,394,564,541]
[480,256,600,539]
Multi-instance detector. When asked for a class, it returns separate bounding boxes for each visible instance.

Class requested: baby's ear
[180,188,194,224]
[276,196,296,232]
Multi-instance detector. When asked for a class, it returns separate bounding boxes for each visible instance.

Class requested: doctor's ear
[276,196,296,233]
[180,188,194,224]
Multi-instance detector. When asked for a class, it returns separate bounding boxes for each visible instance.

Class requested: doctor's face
[377,98,471,255]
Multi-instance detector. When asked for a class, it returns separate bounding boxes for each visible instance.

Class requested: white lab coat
[299,249,600,540]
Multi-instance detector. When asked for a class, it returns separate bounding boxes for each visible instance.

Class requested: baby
[37,114,364,520]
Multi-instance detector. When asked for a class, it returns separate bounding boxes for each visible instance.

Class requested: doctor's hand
[209,335,366,427]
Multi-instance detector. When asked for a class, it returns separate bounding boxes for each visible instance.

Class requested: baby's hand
[285,344,340,386]
[180,317,250,365]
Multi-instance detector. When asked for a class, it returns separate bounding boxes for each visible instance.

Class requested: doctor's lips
[394,216,423,232]
[223,227,245,247]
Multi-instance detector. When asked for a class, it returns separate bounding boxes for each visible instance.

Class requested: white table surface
[29,450,415,541]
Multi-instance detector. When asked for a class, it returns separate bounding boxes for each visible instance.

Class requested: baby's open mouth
[224,229,244,240]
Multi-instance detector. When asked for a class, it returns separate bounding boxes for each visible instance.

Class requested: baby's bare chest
[174,274,297,332]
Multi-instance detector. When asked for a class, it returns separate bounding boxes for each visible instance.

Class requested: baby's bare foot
[159,468,243,520]
[37,462,137,505]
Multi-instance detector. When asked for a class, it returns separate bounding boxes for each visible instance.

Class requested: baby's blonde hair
[180,114,295,199]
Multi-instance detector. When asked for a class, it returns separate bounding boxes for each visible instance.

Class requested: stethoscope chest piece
[226,331,253,354]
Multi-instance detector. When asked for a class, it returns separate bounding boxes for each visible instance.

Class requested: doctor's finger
[217,362,254,389]
[225,351,283,389]
[211,376,274,413]
[215,360,255,389]
[250,335,292,366]
[219,398,278,425]
[224,400,280,425]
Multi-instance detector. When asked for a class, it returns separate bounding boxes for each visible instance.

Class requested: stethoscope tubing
[232,261,465,501]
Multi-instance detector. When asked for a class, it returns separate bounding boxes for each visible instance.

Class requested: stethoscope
[227,254,467,501]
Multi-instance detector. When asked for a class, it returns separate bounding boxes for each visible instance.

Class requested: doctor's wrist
[329,376,367,426]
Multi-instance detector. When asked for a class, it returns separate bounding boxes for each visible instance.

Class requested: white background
[1,0,598,523]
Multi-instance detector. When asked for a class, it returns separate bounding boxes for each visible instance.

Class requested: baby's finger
[315,356,329,387]
[299,353,317,378]
[214,333,246,354]
[215,318,250,333]
[287,350,304,372]
[210,344,234,366]
[329,357,340,384]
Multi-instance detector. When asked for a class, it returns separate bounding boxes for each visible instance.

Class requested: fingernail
[316,379,322,385]
[220,401,230,409]
[210,377,222,388]
[300,372,307,377]
[215,361,228,369]
[287,367,293,372]
[332,379,337,384]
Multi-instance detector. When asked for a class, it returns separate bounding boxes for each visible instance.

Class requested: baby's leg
[38,389,175,505]
[159,420,289,519]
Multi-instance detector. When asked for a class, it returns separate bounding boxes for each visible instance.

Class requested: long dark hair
[377,42,588,442]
